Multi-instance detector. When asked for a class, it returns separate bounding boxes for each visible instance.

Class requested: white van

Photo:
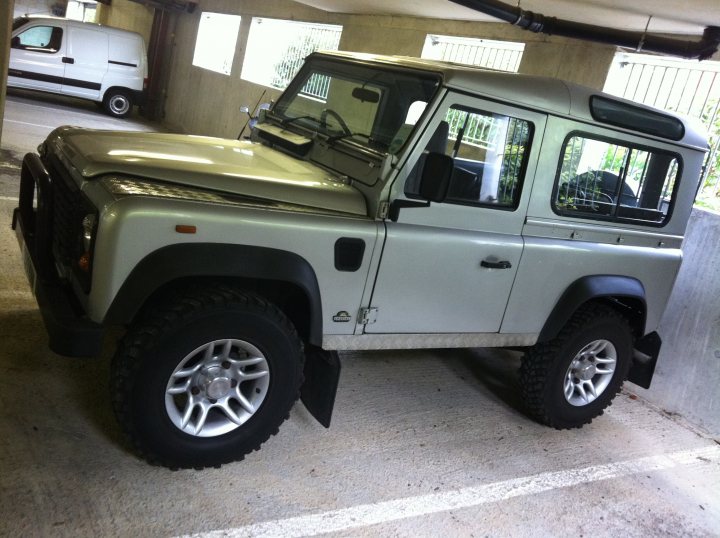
[9,16,148,118]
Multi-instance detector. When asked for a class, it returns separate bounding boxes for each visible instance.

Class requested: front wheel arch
[103,244,324,346]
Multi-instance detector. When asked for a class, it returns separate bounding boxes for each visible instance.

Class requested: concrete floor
[1,92,719,538]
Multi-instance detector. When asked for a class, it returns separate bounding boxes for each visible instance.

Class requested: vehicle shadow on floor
[449,347,527,416]
[0,308,129,449]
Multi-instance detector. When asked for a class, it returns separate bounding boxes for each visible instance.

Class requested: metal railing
[422,34,524,72]
[270,23,342,94]
[604,53,720,207]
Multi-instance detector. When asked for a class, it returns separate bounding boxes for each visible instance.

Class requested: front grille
[19,152,95,289]
[46,154,84,268]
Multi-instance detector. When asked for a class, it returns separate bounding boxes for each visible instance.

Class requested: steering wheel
[320,108,352,136]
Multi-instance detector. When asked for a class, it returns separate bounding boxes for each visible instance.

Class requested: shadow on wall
[639,208,720,436]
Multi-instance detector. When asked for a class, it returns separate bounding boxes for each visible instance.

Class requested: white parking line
[4,118,57,129]
[0,196,18,202]
[178,445,720,538]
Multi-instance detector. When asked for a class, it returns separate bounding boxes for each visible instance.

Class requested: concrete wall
[96,0,154,44]
[13,0,58,18]
[638,208,720,436]
[160,0,619,137]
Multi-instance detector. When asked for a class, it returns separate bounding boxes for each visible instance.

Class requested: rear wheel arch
[538,275,647,343]
[104,244,323,346]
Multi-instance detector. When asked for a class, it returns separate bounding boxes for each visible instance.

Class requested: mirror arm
[388,199,430,222]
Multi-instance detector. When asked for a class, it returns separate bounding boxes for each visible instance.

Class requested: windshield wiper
[281,115,322,128]
[327,132,372,144]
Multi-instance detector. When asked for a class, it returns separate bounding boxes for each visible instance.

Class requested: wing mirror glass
[419,152,453,202]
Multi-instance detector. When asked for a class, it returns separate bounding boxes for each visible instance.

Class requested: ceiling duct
[449,0,720,60]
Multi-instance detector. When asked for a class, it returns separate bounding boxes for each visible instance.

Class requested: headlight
[82,213,97,252]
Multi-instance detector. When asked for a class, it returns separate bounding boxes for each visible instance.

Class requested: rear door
[366,93,546,334]
[61,26,108,99]
[9,21,66,92]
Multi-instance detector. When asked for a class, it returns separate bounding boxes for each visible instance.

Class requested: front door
[9,22,66,92]
[366,94,546,334]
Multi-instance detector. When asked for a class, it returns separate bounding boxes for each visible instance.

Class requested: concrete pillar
[0,0,15,147]
[518,40,616,90]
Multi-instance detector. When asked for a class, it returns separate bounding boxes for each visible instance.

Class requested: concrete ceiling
[293,0,720,35]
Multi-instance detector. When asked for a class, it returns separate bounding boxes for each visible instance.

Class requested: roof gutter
[449,0,720,60]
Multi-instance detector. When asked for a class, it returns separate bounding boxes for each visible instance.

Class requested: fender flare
[538,275,647,343]
[104,243,323,346]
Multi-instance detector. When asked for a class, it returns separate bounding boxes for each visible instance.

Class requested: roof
[16,15,144,40]
[315,51,709,151]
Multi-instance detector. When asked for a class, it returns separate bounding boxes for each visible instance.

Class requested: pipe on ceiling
[449,0,720,60]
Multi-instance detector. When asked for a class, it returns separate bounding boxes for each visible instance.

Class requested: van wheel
[110,286,304,469]
[519,303,633,429]
[103,89,132,118]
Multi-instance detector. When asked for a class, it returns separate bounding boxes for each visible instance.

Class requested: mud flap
[628,331,661,389]
[300,346,341,428]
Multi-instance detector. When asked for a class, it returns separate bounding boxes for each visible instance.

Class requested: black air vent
[334,238,365,272]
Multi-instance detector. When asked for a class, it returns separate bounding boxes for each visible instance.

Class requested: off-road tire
[110,286,304,469]
[519,302,633,429]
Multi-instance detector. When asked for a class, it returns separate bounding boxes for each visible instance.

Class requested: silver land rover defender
[12,51,709,469]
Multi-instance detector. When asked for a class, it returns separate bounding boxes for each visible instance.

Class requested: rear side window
[553,134,680,226]
[14,25,63,53]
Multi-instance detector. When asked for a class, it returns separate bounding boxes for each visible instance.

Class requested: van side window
[553,135,680,225]
[406,105,532,209]
[14,26,63,53]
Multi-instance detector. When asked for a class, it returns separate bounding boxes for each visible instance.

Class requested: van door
[9,22,66,92]
[61,26,108,100]
[366,93,546,335]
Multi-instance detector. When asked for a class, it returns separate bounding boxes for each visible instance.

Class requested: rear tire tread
[519,302,632,430]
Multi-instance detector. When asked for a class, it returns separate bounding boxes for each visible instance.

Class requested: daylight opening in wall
[66,1,97,22]
[241,18,342,90]
[421,35,524,72]
[192,12,242,75]
[604,53,720,211]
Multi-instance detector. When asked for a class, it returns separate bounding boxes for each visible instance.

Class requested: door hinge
[358,307,378,325]
[377,201,389,219]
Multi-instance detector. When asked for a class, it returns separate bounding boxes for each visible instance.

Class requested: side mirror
[11,36,21,48]
[388,152,454,221]
[419,152,453,202]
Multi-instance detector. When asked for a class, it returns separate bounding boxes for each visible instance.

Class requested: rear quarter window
[553,133,681,226]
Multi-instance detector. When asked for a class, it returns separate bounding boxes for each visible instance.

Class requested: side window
[554,135,680,225]
[13,26,63,53]
[406,105,532,209]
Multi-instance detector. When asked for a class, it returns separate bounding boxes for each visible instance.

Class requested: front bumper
[11,153,104,358]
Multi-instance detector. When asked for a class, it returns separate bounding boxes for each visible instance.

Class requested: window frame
[551,130,684,227]
[13,25,63,54]
[406,103,535,212]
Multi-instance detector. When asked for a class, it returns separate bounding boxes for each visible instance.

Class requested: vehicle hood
[48,127,367,216]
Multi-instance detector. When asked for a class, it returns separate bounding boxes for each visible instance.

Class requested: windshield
[272,57,442,155]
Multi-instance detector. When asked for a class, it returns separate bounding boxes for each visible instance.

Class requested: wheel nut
[209,398,217,404]
[222,361,231,369]
[231,379,238,388]
[191,386,200,395]
[573,377,580,384]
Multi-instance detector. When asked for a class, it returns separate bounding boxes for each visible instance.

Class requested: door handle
[481,259,512,269]
[62,57,75,64]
